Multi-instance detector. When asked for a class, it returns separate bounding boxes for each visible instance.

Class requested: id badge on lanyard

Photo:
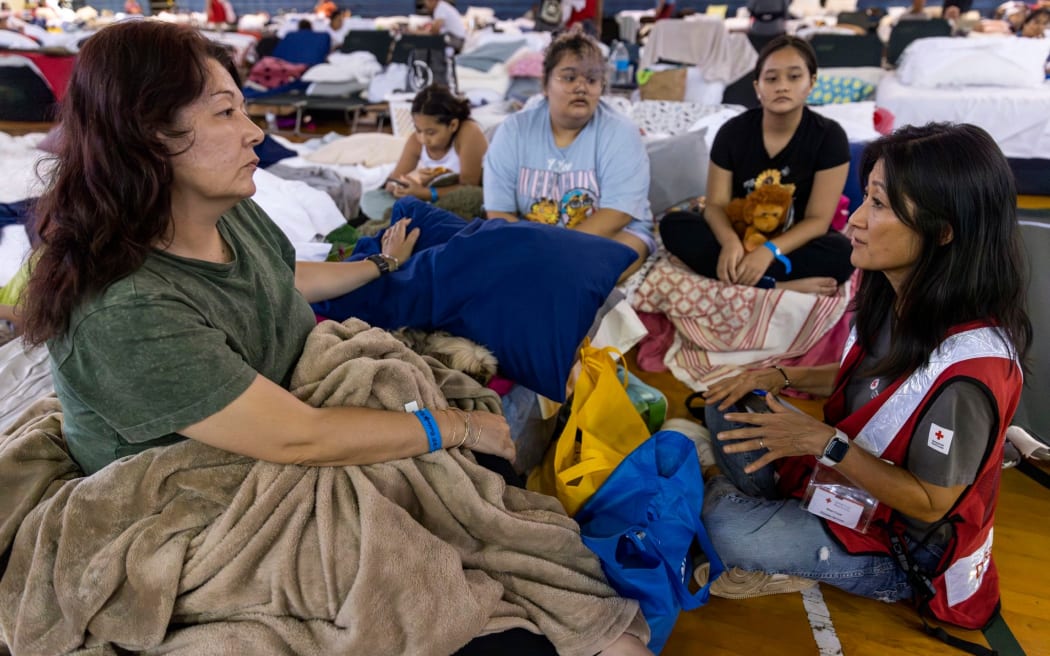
[802,463,879,534]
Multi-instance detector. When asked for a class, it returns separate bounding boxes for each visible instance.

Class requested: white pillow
[300,55,382,86]
[897,36,1050,88]
[325,51,383,83]
[301,63,354,83]
[810,101,882,143]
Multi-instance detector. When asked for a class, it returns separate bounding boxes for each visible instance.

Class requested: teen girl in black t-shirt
[660,35,854,295]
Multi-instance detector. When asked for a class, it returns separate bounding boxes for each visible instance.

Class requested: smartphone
[739,391,772,414]
[429,171,459,187]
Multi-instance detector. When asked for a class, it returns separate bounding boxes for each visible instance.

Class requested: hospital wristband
[413,408,443,452]
[762,241,792,274]
[430,186,439,202]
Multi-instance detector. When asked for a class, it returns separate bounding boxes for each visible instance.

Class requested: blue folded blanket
[312,197,637,401]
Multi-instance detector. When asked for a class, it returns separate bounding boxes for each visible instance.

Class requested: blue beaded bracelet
[762,241,792,274]
[414,408,442,452]
[430,186,439,202]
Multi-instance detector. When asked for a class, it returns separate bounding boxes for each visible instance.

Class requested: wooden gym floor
[627,350,1050,656]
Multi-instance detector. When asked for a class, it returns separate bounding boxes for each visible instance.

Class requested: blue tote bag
[575,430,725,653]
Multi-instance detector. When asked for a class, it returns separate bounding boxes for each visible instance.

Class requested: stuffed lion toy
[725,180,795,252]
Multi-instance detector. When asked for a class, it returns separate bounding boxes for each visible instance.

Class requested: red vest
[778,322,1022,629]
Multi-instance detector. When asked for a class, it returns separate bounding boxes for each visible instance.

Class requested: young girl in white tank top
[418,140,462,173]
[360,84,488,221]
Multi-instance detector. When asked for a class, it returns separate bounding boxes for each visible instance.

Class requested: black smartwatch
[366,253,391,275]
[818,429,851,467]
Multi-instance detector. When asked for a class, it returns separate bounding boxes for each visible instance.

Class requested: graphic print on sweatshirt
[518,165,600,228]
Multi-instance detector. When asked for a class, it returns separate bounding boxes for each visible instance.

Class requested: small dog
[391,328,498,385]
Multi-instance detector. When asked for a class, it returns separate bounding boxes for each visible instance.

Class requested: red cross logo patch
[927,422,954,455]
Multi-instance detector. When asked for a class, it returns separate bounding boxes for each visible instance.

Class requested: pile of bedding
[456,31,549,106]
[302,50,382,97]
[630,258,854,389]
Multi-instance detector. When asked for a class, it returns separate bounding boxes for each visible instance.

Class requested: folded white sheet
[251,167,348,261]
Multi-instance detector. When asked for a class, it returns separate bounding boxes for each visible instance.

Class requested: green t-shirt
[49,199,318,475]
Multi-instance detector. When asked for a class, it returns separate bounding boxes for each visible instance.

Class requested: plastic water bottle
[610,41,631,87]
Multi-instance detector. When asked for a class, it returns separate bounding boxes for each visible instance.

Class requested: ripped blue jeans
[701,402,941,602]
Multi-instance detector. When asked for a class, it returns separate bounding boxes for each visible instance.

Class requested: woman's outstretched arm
[181,373,515,465]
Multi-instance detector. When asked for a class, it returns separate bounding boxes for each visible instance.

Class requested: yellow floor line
[1018,195,1050,210]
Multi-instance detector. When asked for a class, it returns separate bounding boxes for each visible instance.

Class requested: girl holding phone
[360,84,488,221]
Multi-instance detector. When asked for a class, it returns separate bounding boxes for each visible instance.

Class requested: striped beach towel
[632,256,853,390]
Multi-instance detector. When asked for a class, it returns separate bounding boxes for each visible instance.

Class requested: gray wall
[1016,211,1050,443]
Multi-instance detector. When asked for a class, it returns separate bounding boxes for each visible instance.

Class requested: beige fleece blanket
[0,318,645,656]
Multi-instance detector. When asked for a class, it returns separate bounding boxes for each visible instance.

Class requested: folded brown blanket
[0,319,646,656]
[292,318,502,414]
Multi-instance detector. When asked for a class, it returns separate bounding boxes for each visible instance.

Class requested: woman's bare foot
[776,277,838,296]
[600,633,654,655]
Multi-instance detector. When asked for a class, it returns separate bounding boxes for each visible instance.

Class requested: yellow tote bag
[527,340,651,516]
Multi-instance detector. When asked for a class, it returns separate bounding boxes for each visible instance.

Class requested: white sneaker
[661,417,716,468]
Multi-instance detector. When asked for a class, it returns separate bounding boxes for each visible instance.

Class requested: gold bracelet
[465,414,482,449]
[461,411,474,449]
[452,409,468,448]
[443,409,460,448]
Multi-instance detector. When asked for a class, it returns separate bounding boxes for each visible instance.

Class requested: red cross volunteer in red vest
[696,123,1031,635]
